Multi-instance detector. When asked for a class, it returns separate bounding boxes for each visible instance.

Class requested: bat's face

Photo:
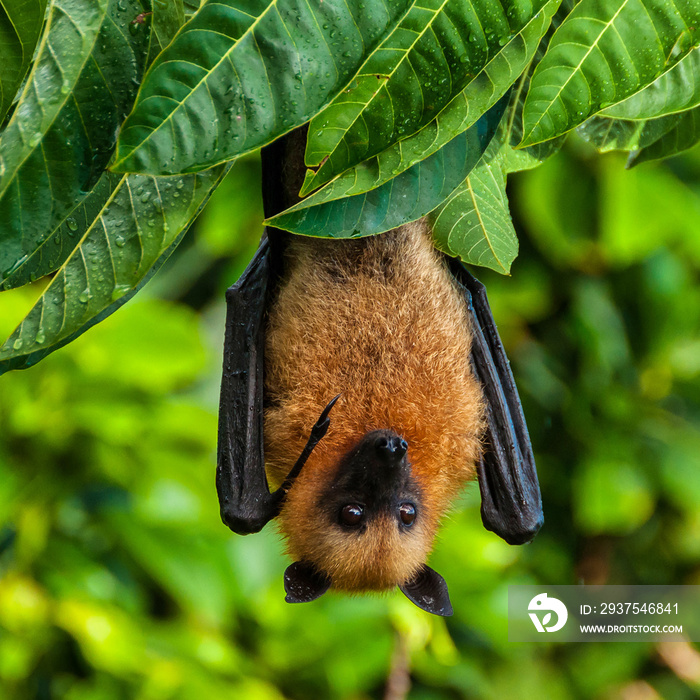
[279,429,442,597]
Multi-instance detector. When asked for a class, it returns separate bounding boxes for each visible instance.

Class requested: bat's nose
[375,435,408,463]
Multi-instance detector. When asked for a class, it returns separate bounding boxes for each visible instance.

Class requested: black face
[320,429,422,533]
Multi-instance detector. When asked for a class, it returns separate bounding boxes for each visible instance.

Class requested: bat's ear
[284,561,331,603]
[399,565,453,617]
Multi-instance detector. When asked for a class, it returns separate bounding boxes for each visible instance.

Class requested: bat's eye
[340,504,364,526]
[398,503,416,526]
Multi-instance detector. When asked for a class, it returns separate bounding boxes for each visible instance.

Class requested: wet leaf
[497,21,569,172]
[266,97,506,237]
[111,0,413,175]
[578,114,681,152]
[0,172,122,291]
[0,0,151,285]
[152,0,184,50]
[0,165,228,374]
[599,47,700,121]
[628,106,700,165]
[429,148,517,273]
[520,0,700,146]
[0,0,46,125]
[301,0,560,195]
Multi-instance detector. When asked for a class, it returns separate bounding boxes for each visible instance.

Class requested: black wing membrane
[216,127,332,537]
[448,260,544,545]
[216,236,279,534]
[217,235,339,534]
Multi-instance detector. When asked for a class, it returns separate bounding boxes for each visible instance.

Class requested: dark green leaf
[296,0,559,203]
[111,0,413,175]
[1,171,121,291]
[521,0,700,146]
[577,113,681,152]
[0,0,151,284]
[0,0,46,125]
[151,0,184,53]
[599,47,700,121]
[0,165,227,374]
[182,0,200,18]
[301,0,559,195]
[628,106,700,165]
[487,0,570,172]
[429,148,517,273]
[266,97,506,237]
[499,58,566,171]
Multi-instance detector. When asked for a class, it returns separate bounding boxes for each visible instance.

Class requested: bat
[216,128,543,617]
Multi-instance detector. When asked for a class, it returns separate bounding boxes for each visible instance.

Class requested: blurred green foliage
[1,144,700,700]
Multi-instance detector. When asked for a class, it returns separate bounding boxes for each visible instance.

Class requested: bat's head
[279,428,452,616]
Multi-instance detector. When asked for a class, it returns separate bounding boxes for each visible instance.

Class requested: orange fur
[263,221,485,591]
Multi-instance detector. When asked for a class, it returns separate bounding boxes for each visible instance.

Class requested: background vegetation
[2,133,699,699]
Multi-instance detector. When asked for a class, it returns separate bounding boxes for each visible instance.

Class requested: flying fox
[216,132,543,617]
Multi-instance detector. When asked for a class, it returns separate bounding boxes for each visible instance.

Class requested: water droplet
[79,289,91,303]
[35,330,45,344]
[140,191,151,203]
[115,235,126,247]
[12,338,23,350]
[111,284,131,301]
[4,255,28,277]
[61,81,71,95]
[29,133,42,147]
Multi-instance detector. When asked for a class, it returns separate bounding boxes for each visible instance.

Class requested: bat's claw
[318,394,341,423]
[310,394,341,439]
[275,393,342,505]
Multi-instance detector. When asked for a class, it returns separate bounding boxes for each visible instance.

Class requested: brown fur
[263,221,485,591]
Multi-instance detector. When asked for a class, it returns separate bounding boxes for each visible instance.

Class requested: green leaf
[482,0,570,173]
[151,0,184,53]
[499,56,567,171]
[428,149,517,273]
[1,171,121,291]
[577,113,681,152]
[599,47,700,120]
[182,0,199,18]
[0,0,151,284]
[301,0,559,196]
[0,165,228,374]
[111,0,413,175]
[628,105,700,165]
[520,0,700,147]
[0,0,46,125]
[266,97,506,237]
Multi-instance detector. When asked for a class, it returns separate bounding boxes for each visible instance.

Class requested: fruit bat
[216,126,543,617]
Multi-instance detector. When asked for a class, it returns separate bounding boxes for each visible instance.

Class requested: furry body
[263,221,485,591]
